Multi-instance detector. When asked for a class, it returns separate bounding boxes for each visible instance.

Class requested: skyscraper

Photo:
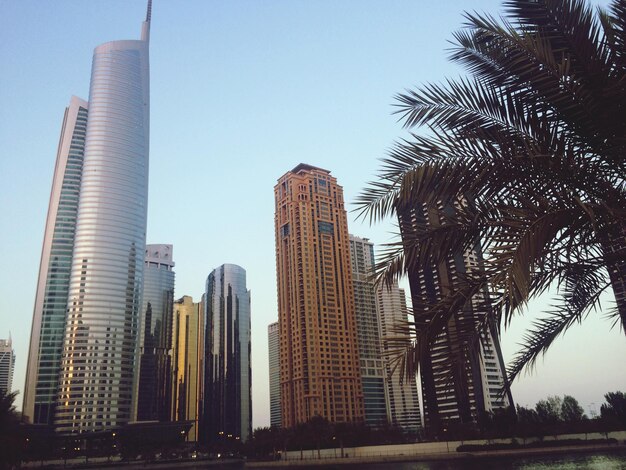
[0,338,15,395]
[275,164,364,427]
[348,235,388,427]
[398,203,512,433]
[376,283,422,432]
[267,321,281,428]
[24,96,88,425]
[26,3,153,434]
[135,244,175,422]
[172,295,204,442]
[202,264,252,443]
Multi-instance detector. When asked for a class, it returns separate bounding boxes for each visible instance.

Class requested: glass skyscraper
[134,244,175,422]
[23,97,88,425]
[349,235,389,427]
[202,264,252,443]
[25,3,152,434]
[172,295,204,441]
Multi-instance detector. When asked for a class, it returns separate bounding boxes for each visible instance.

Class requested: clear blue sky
[1,0,624,428]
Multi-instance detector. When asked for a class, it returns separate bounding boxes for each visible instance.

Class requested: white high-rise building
[0,338,15,395]
[376,284,422,432]
[398,202,512,433]
[268,322,281,428]
[25,2,153,434]
[349,235,389,427]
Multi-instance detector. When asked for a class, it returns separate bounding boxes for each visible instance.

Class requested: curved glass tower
[54,6,151,434]
[24,96,88,425]
[202,264,252,443]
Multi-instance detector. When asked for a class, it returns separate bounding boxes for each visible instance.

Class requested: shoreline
[245,443,626,467]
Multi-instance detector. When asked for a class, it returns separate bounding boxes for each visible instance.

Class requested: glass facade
[349,235,389,427]
[54,20,151,433]
[23,97,88,425]
[172,295,204,441]
[135,245,175,422]
[202,264,251,443]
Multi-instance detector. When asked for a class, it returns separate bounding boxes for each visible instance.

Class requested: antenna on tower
[141,0,152,42]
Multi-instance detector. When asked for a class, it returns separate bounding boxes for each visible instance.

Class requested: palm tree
[357,0,625,390]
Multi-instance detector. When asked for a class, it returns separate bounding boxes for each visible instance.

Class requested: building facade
[376,283,422,432]
[172,295,204,442]
[267,322,281,428]
[135,244,175,422]
[23,96,88,425]
[348,235,388,427]
[0,338,15,395]
[398,203,512,433]
[274,164,364,427]
[202,264,252,443]
[53,6,152,434]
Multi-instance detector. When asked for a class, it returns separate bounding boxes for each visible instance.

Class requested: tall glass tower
[51,4,152,434]
[134,244,175,422]
[348,235,388,427]
[202,264,252,443]
[24,97,88,425]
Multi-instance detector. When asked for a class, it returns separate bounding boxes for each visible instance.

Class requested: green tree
[561,395,585,422]
[600,391,626,425]
[535,396,562,424]
[357,0,626,389]
[0,389,23,469]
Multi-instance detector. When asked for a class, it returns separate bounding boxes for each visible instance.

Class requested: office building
[23,96,88,425]
[0,338,15,395]
[268,322,281,428]
[172,295,204,441]
[348,235,388,427]
[275,164,364,427]
[202,264,252,443]
[49,3,152,434]
[135,244,175,422]
[376,284,422,432]
[398,203,512,432]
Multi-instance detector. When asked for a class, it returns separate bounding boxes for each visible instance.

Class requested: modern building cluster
[23,3,251,444]
[269,163,512,434]
[21,2,513,442]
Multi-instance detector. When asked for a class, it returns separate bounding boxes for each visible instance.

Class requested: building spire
[141,0,152,42]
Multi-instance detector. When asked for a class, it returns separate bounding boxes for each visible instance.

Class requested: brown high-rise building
[275,164,364,427]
